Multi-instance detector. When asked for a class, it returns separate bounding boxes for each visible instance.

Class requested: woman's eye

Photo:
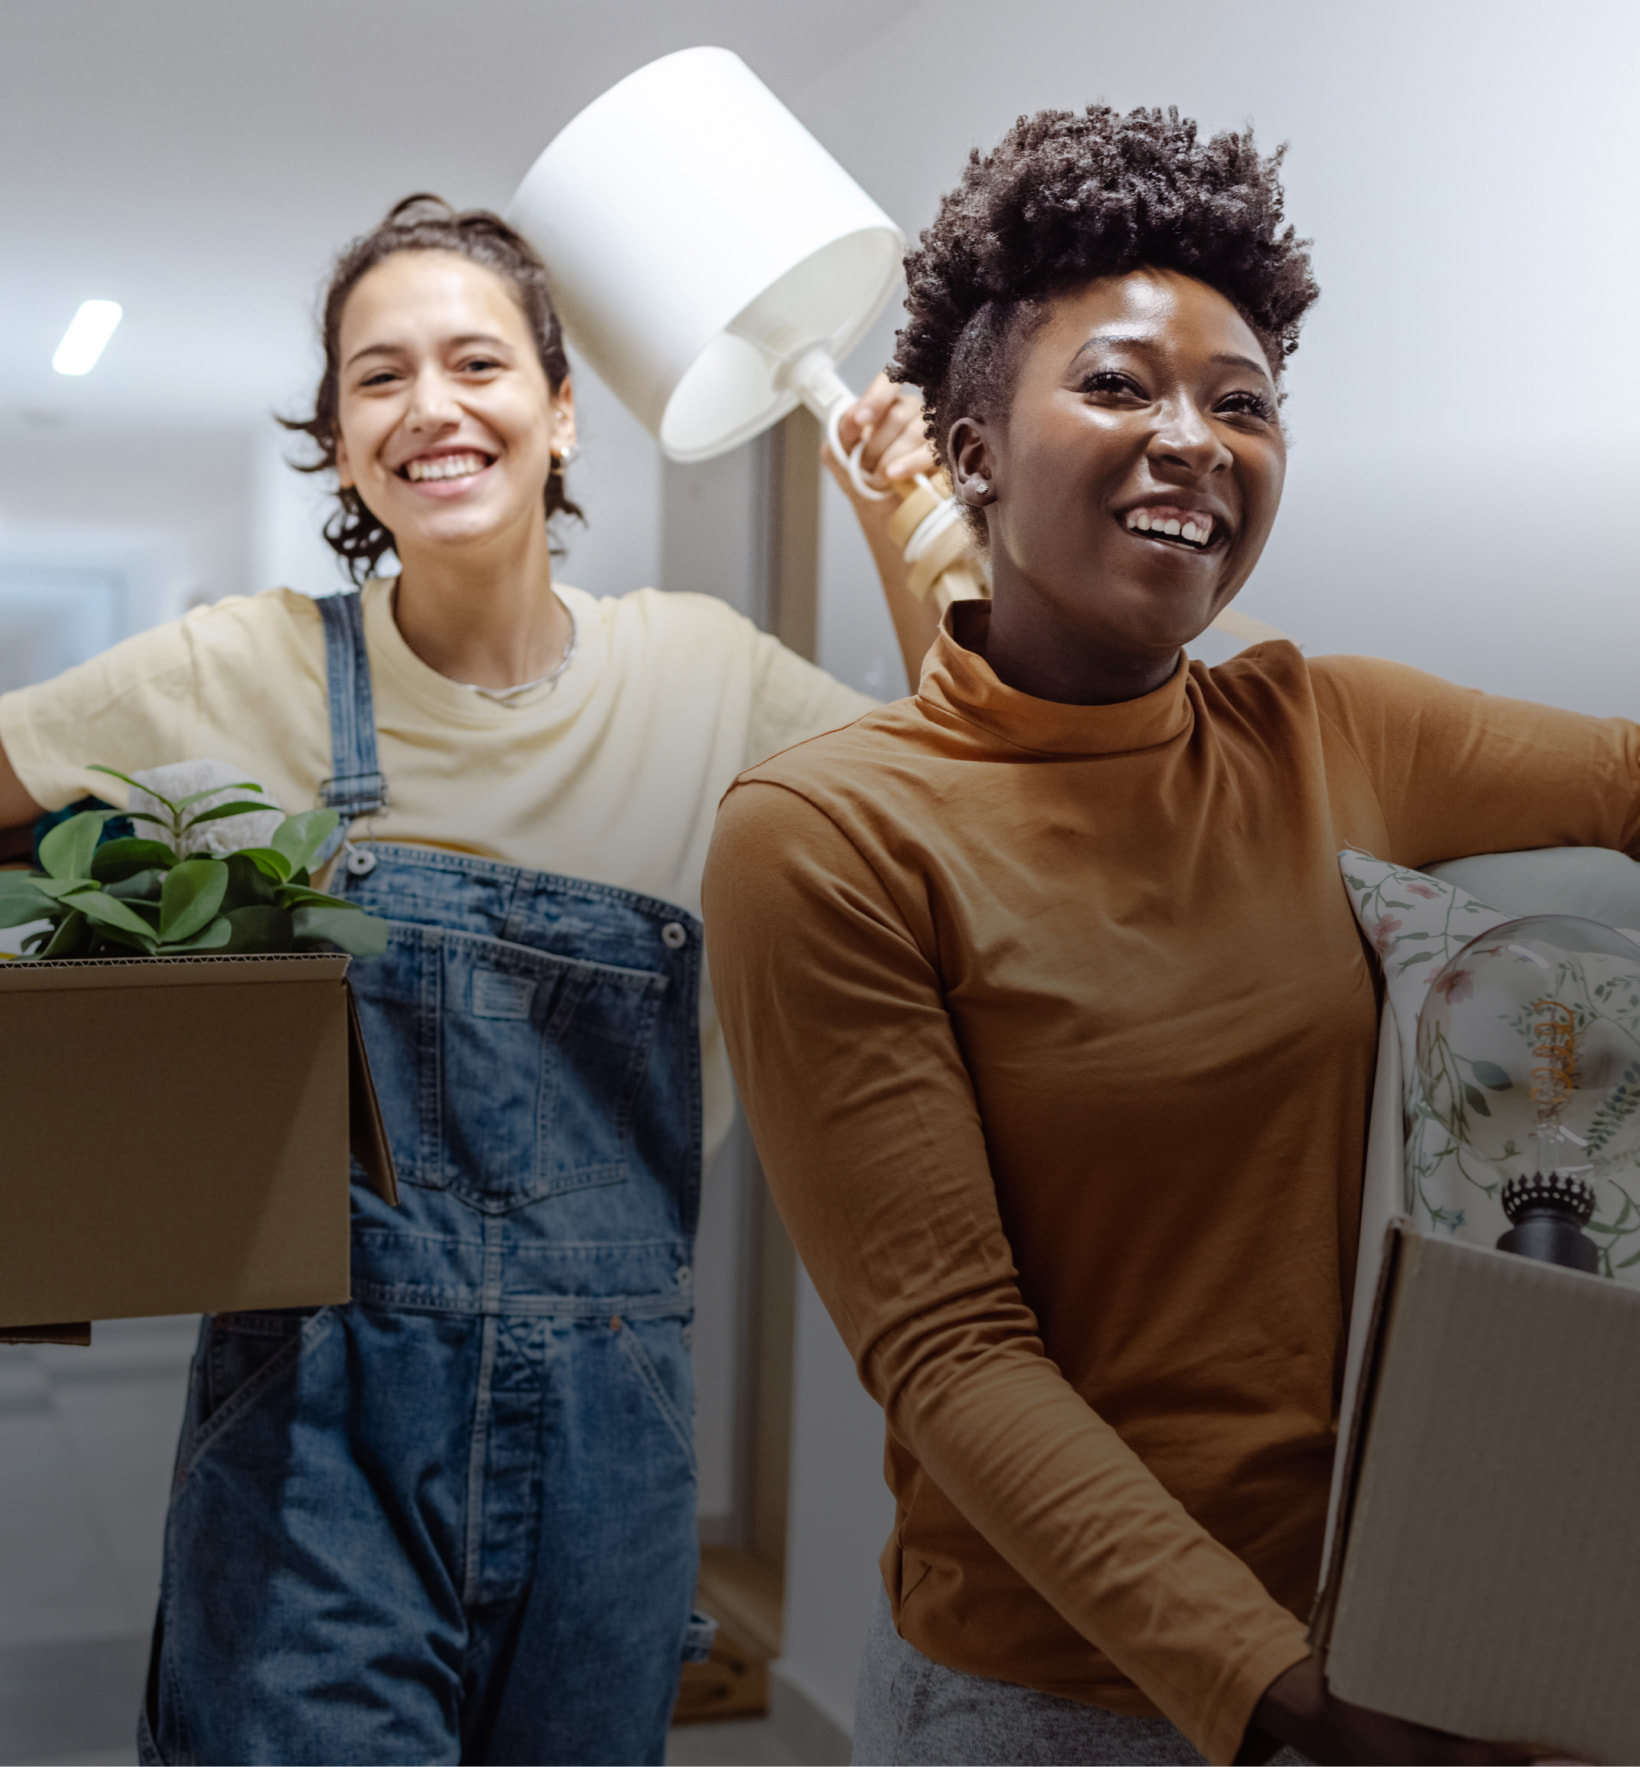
[1217,390,1276,422]
[1079,370,1144,399]
[359,370,399,389]
[461,357,501,374]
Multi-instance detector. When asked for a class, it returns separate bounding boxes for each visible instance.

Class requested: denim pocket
[611,1316,697,1472]
[184,1308,328,1469]
[349,923,670,1211]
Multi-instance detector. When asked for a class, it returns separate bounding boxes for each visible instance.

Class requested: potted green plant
[0,766,386,959]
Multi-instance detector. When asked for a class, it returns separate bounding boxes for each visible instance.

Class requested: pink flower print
[1406,882,1440,900]
[1432,967,1474,1004]
[1370,914,1403,957]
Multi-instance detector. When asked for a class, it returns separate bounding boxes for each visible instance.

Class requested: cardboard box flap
[1308,1215,1410,1648]
[0,949,393,1337]
[346,981,397,1204]
[1316,1222,1640,1765]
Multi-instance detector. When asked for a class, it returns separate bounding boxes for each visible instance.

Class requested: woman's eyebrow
[1068,329,1152,365]
[1212,350,1273,379]
[343,332,513,371]
[344,341,403,370]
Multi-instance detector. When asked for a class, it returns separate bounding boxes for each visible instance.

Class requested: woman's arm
[828,375,959,690]
[0,737,45,862]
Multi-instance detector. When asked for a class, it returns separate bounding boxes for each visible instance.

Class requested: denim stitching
[613,1322,697,1471]
[178,1308,335,1478]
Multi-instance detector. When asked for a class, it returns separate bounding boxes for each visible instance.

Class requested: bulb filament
[1530,998,1575,1121]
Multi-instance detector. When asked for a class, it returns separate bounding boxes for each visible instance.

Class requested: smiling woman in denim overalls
[0,195,942,1765]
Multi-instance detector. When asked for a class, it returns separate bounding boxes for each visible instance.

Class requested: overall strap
[315,590,387,865]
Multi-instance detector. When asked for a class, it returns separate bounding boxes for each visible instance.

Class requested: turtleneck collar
[916,600,1195,757]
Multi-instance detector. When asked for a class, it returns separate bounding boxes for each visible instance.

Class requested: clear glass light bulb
[1416,915,1640,1193]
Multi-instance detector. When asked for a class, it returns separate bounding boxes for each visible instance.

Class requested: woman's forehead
[341,250,528,348]
[1038,268,1270,374]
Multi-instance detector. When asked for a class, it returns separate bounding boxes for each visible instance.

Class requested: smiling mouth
[400,450,494,483]
[1119,505,1223,552]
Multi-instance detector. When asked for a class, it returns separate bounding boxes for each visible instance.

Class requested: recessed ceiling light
[52,301,123,376]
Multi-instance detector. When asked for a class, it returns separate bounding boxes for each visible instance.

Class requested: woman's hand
[823,372,936,518]
[1245,1654,1583,1765]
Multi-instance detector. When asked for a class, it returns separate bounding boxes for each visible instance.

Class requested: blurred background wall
[1,2,1636,1761]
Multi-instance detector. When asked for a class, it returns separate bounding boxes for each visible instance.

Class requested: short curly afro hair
[892,105,1319,474]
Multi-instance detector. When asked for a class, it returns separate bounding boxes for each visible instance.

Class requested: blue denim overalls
[139,591,712,1765]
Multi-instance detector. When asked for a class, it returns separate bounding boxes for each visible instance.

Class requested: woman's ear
[552,378,577,458]
[335,432,355,492]
[948,417,995,507]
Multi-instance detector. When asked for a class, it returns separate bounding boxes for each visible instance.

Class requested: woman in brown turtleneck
[703,108,1624,1765]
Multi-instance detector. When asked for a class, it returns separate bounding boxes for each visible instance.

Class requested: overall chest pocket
[349,924,669,1210]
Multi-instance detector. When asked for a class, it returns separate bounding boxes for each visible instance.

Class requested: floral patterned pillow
[1340,849,1640,1283]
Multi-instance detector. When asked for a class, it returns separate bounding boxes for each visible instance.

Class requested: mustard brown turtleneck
[701,603,1640,1765]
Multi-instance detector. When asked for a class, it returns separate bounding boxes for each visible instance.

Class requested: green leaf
[160,915,234,953]
[276,883,359,911]
[0,879,56,927]
[90,838,179,882]
[221,853,277,912]
[38,909,87,957]
[181,799,282,829]
[172,781,264,811]
[72,888,162,943]
[1462,1084,1492,1117]
[236,847,293,883]
[28,877,100,899]
[106,869,165,903]
[1469,1060,1515,1091]
[159,859,230,942]
[272,809,339,876]
[38,809,113,881]
[219,905,295,953]
[86,763,175,812]
[292,903,388,956]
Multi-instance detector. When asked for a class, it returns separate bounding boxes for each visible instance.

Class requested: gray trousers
[852,1585,1307,1765]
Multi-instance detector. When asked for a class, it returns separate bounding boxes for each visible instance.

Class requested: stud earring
[967,478,990,501]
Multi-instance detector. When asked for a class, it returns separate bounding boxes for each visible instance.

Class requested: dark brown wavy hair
[893,106,1319,494]
[280,194,584,583]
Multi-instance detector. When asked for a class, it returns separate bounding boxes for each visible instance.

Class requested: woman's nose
[1149,397,1231,476]
[404,366,461,431]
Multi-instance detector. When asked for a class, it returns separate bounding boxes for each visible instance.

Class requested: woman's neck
[980,573,1182,707]
[391,520,573,692]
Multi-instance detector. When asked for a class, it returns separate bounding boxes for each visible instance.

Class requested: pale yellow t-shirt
[0,578,875,1157]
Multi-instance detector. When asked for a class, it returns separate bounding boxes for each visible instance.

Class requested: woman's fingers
[834,373,931,484]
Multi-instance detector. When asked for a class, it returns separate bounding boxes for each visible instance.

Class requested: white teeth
[405,452,488,482]
[1125,509,1214,547]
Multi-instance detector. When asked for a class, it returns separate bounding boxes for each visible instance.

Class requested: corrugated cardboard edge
[346,980,398,1205]
[2,1322,91,1347]
[1308,1216,1411,1652]
[0,951,351,993]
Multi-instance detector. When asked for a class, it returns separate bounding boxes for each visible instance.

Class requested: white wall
[768,0,1640,1745]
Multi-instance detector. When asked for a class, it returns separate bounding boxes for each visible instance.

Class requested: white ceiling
[0,0,922,434]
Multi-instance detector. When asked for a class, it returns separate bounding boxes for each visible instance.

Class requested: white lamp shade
[507,47,905,462]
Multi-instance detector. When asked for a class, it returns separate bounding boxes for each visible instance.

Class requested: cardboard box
[0,953,395,1342]
[1312,1221,1640,1764]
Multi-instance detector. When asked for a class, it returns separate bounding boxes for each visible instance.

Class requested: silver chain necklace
[459,604,578,705]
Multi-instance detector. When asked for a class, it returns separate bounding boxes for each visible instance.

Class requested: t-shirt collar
[917,599,1194,757]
